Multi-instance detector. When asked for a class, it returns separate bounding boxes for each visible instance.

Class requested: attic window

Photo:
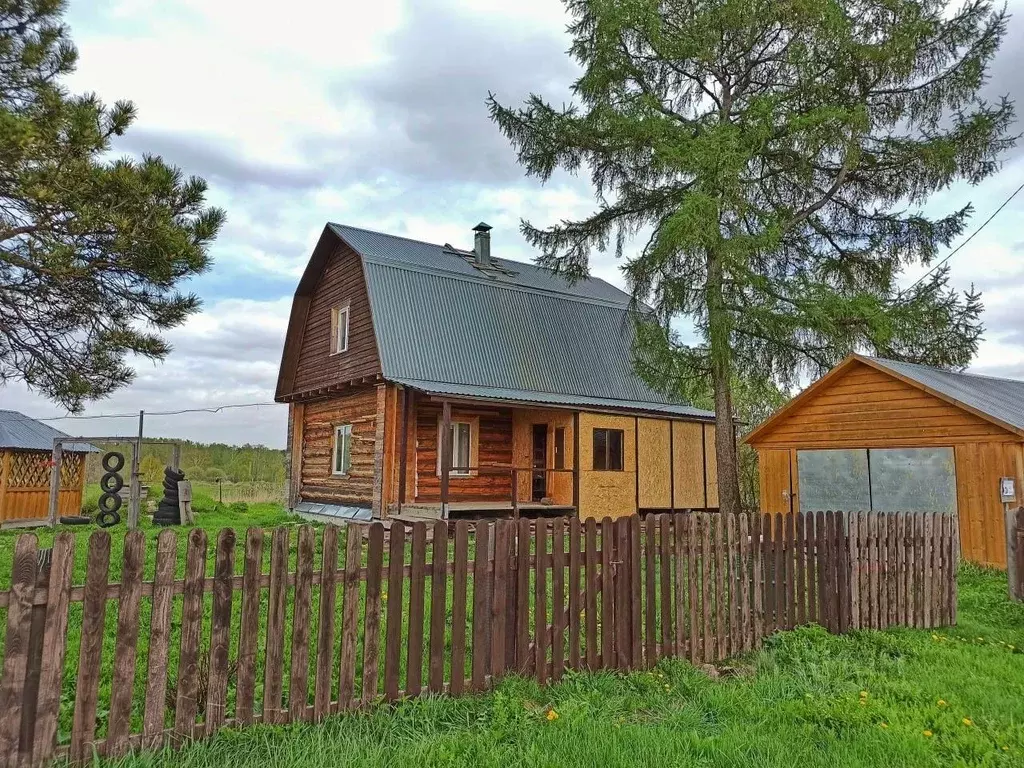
[331,304,349,354]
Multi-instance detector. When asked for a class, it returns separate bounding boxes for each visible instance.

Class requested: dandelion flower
[937,700,947,707]
[923,730,933,737]
[860,691,869,698]
[1003,746,1010,751]
[880,723,888,729]
[962,718,972,726]
[546,710,559,721]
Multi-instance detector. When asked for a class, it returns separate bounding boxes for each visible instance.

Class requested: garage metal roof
[328,224,713,420]
[869,357,1024,432]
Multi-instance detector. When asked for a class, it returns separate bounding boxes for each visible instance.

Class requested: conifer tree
[0,1,224,411]
[490,0,1013,513]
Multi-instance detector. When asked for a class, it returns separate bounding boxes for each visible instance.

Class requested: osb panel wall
[414,401,513,503]
[291,243,381,395]
[954,442,1020,569]
[300,388,379,506]
[705,423,720,507]
[578,412,636,519]
[751,361,1016,448]
[637,418,671,509]
[512,409,575,505]
[672,421,706,508]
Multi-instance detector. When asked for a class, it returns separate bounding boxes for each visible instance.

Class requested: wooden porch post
[398,388,412,511]
[440,400,451,519]
[46,441,62,527]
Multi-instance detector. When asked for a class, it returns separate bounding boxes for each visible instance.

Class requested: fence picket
[450,521,469,695]
[600,517,614,669]
[362,523,385,703]
[795,512,806,628]
[517,518,532,673]
[630,515,643,667]
[751,513,763,645]
[786,512,796,631]
[674,515,687,658]
[406,521,426,697]
[107,530,145,755]
[643,514,656,665]
[314,526,339,719]
[205,529,236,735]
[551,518,566,679]
[568,518,582,669]
[472,521,492,691]
[738,514,751,652]
[428,521,447,694]
[615,517,631,669]
[700,513,712,663]
[339,526,364,708]
[384,523,406,701]
[0,535,38,765]
[659,515,673,659]
[234,529,262,725]
[491,520,511,680]
[535,521,549,684]
[175,528,208,740]
[263,527,289,724]
[290,526,315,719]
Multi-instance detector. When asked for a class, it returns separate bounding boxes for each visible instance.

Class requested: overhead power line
[1,400,281,426]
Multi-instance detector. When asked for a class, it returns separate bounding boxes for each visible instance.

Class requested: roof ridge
[871,356,1023,386]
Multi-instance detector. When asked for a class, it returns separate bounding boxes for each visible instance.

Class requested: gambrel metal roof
[325,223,713,419]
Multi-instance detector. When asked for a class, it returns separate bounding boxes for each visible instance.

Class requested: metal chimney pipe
[473,222,492,266]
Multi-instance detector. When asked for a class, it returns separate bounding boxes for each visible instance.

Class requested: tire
[102,451,125,473]
[97,509,121,528]
[100,472,124,493]
[60,515,92,526]
[98,492,123,514]
[164,468,185,482]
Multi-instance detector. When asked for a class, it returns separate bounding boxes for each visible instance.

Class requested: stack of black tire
[153,466,186,526]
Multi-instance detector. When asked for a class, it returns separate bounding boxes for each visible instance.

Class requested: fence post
[1008,507,1023,601]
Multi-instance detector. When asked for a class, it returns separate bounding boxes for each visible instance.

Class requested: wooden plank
[772,513,784,634]
[795,512,806,627]
[701,513,712,662]
[31,532,75,765]
[804,513,817,627]
[630,515,643,667]
[383,522,406,701]
[534,520,550,683]
[362,522,386,703]
[515,518,531,673]
[472,521,492,691]
[315,525,339,720]
[714,514,727,659]
[450,520,469,695]
[234,529,262,726]
[406,522,427,697]
[870,513,880,629]
[491,520,511,680]
[751,513,763,647]
[914,512,924,628]
[813,512,826,631]
[339,526,363,709]
[740,514,753,650]
[105,530,145,755]
[836,512,850,633]
[69,532,110,762]
[263,528,289,723]
[428,521,448,694]
[643,514,656,665]
[674,514,687,657]
[724,513,736,652]
[568,517,582,669]
[896,514,906,625]
[688,513,700,660]
[614,517,631,669]
[206,529,236,734]
[906,514,918,628]
[551,518,566,679]
[880,513,890,628]
[660,514,673,658]
[923,513,934,628]
[0,534,38,765]
[601,517,614,669]
[785,512,796,631]
[888,514,899,627]
[175,528,208,740]
[289,526,316,719]
[584,517,598,669]
[849,512,861,630]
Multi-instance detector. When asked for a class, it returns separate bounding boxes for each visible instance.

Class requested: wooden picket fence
[0,510,957,766]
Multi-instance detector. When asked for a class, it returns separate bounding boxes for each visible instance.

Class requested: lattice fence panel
[7,450,85,489]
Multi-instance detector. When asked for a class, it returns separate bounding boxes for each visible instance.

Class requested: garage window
[797,447,956,514]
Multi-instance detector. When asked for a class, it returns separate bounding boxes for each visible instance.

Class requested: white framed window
[332,424,352,476]
[331,305,350,354]
[449,421,471,476]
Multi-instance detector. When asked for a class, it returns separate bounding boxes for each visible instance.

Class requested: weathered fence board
[0,510,958,765]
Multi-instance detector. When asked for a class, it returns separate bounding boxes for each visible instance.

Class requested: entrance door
[532,424,548,501]
[758,449,793,514]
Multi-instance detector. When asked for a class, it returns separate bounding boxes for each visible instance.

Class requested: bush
[229,501,249,515]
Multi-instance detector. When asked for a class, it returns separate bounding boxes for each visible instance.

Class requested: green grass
[75,563,1024,767]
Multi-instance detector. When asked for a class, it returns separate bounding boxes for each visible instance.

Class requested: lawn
[71,563,1023,768]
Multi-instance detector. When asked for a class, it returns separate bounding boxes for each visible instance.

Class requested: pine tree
[490,0,1014,514]
[0,1,224,411]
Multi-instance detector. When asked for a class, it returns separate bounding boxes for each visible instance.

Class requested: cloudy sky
[1,0,1022,448]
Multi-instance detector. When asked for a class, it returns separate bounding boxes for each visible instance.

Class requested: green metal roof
[330,224,713,420]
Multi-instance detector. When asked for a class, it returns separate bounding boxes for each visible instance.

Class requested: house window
[593,428,624,471]
[449,422,471,476]
[554,427,565,470]
[332,424,352,475]
[331,305,350,354]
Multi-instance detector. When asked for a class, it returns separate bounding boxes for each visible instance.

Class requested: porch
[389,390,580,520]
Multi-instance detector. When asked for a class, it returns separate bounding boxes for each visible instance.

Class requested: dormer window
[331,304,349,354]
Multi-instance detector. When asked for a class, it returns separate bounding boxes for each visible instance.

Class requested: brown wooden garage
[746,354,1024,568]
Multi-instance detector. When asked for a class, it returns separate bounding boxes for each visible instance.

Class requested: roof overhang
[744,354,1024,446]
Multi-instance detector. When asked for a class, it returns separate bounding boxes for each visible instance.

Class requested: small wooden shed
[746,355,1024,569]
[0,410,94,525]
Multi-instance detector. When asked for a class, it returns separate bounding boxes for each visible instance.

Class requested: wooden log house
[747,354,1024,568]
[275,222,720,521]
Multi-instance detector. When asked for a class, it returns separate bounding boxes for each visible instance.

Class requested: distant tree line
[84,438,286,486]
